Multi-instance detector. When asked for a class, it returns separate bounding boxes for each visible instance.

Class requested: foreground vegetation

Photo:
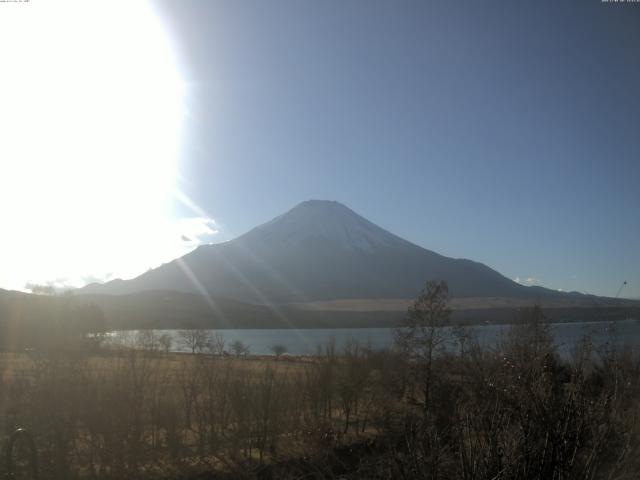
[1,284,639,479]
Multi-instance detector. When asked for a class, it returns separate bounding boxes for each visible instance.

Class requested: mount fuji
[81,200,557,303]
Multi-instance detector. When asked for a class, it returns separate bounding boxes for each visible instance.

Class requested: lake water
[111,318,640,356]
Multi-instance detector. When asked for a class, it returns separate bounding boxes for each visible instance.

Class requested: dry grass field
[0,351,311,384]
[290,295,639,312]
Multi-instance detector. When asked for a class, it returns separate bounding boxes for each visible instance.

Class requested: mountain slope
[81,200,554,302]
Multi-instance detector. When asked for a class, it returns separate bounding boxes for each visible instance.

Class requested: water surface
[110,318,640,356]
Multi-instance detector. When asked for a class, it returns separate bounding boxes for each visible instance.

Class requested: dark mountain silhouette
[81,200,568,303]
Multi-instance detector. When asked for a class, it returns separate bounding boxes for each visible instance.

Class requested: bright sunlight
[0,0,200,291]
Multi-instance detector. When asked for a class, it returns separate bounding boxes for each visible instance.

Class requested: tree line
[0,293,108,352]
[0,281,639,479]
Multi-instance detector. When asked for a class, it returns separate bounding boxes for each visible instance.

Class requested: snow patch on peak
[240,200,408,252]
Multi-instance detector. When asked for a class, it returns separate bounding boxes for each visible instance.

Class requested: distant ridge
[81,200,573,303]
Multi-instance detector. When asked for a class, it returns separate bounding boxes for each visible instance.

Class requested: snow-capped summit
[238,200,407,253]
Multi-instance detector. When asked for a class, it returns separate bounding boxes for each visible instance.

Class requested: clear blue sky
[155,0,639,298]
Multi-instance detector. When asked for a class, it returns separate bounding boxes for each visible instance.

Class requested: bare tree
[178,329,209,354]
[206,332,226,356]
[158,333,173,355]
[395,280,451,415]
[271,344,287,358]
[136,329,158,352]
[230,339,250,358]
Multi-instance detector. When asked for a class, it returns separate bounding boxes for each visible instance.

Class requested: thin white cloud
[176,216,219,240]
[25,278,74,295]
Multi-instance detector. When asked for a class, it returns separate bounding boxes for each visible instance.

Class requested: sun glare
[0,0,189,290]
